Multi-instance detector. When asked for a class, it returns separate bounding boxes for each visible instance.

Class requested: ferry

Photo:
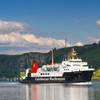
[20,48,94,83]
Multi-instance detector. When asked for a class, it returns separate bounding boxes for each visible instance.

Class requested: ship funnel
[31,61,38,73]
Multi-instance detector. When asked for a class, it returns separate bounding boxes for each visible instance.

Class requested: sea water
[0,81,99,100]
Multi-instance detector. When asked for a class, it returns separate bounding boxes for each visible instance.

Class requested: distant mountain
[0,43,100,78]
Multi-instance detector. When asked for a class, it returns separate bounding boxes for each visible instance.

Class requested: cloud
[0,32,65,47]
[0,32,71,54]
[96,20,100,26]
[22,34,65,47]
[0,32,27,45]
[75,42,83,46]
[0,20,26,33]
[88,37,100,43]
[0,32,84,54]
[0,20,84,54]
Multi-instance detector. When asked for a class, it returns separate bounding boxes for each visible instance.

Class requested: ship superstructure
[21,48,94,83]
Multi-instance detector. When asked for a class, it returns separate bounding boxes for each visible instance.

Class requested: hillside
[0,43,100,79]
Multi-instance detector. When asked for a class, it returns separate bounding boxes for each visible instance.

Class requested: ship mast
[64,37,67,60]
[65,38,67,48]
[51,49,54,65]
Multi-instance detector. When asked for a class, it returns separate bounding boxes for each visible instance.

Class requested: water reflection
[23,84,94,100]
[0,82,99,100]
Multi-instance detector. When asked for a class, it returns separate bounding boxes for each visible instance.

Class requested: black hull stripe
[20,71,94,83]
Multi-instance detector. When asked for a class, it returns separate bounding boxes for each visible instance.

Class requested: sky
[0,0,100,54]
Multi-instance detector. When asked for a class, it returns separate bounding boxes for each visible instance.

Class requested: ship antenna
[64,37,67,60]
[65,37,67,48]
[51,49,54,65]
